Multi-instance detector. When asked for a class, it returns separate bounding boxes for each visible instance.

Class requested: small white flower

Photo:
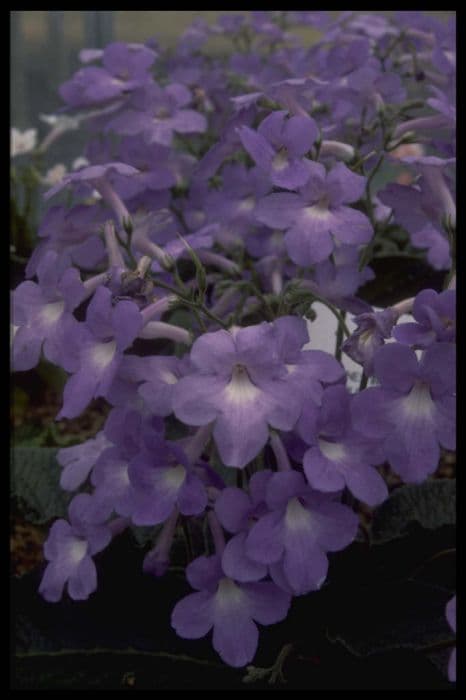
[72,157,90,171]
[42,164,67,186]
[11,128,37,157]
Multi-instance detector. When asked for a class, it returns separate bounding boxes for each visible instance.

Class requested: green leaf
[326,579,453,657]
[370,479,456,544]
[11,447,71,524]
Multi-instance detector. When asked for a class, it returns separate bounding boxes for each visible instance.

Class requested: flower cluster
[12,11,455,675]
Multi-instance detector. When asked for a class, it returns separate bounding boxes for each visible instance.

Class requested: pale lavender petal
[67,556,97,600]
[351,387,391,438]
[177,474,207,516]
[243,581,291,624]
[345,464,388,506]
[39,561,69,602]
[285,222,334,266]
[330,206,373,245]
[171,590,215,638]
[392,322,436,348]
[245,512,284,564]
[311,501,359,551]
[12,325,43,371]
[265,471,306,510]
[212,399,270,468]
[282,115,318,157]
[186,554,223,592]
[190,330,236,374]
[212,606,258,668]
[303,447,346,492]
[255,193,304,229]
[222,532,267,582]
[172,375,226,426]
[112,300,142,351]
[238,125,275,170]
[215,488,251,533]
[374,344,419,392]
[282,534,328,595]
[326,162,366,205]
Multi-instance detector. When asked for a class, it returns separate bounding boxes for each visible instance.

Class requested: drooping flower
[352,342,456,482]
[128,438,207,526]
[342,307,398,375]
[238,110,318,190]
[297,385,388,506]
[214,471,274,582]
[57,286,142,420]
[58,431,111,491]
[12,250,86,372]
[392,288,455,348]
[245,470,359,595]
[171,553,291,667]
[255,161,372,266]
[39,494,111,602]
[172,318,341,468]
[106,82,207,147]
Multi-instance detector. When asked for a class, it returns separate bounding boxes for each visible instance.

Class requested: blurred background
[11,11,453,129]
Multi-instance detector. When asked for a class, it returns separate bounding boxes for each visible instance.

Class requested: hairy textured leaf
[370,479,456,544]
[11,447,71,524]
[326,579,453,657]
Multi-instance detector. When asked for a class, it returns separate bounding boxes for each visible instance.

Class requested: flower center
[238,196,255,212]
[285,497,311,531]
[91,340,117,369]
[318,439,346,461]
[161,370,179,385]
[216,577,245,609]
[164,463,186,490]
[39,301,65,326]
[223,364,260,405]
[304,196,331,221]
[155,107,171,119]
[69,538,87,564]
[401,380,435,419]
[272,147,289,171]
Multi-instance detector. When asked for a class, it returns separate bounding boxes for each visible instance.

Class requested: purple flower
[271,315,345,405]
[392,289,455,348]
[303,244,375,315]
[117,355,190,417]
[255,161,372,266]
[297,385,388,506]
[238,110,318,190]
[39,494,111,602]
[26,205,107,278]
[44,161,139,201]
[245,470,359,595]
[106,83,207,146]
[342,307,398,375]
[58,431,111,491]
[57,286,142,420]
[214,471,274,582]
[111,136,177,197]
[379,182,451,270]
[204,164,269,230]
[446,595,456,682]
[352,342,456,482]
[60,42,156,108]
[172,319,338,468]
[128,439,207,526]
[171,553,290,667]
[12,251,86,372]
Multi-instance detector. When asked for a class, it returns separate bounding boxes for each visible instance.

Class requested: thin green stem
[15,648,224,669]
